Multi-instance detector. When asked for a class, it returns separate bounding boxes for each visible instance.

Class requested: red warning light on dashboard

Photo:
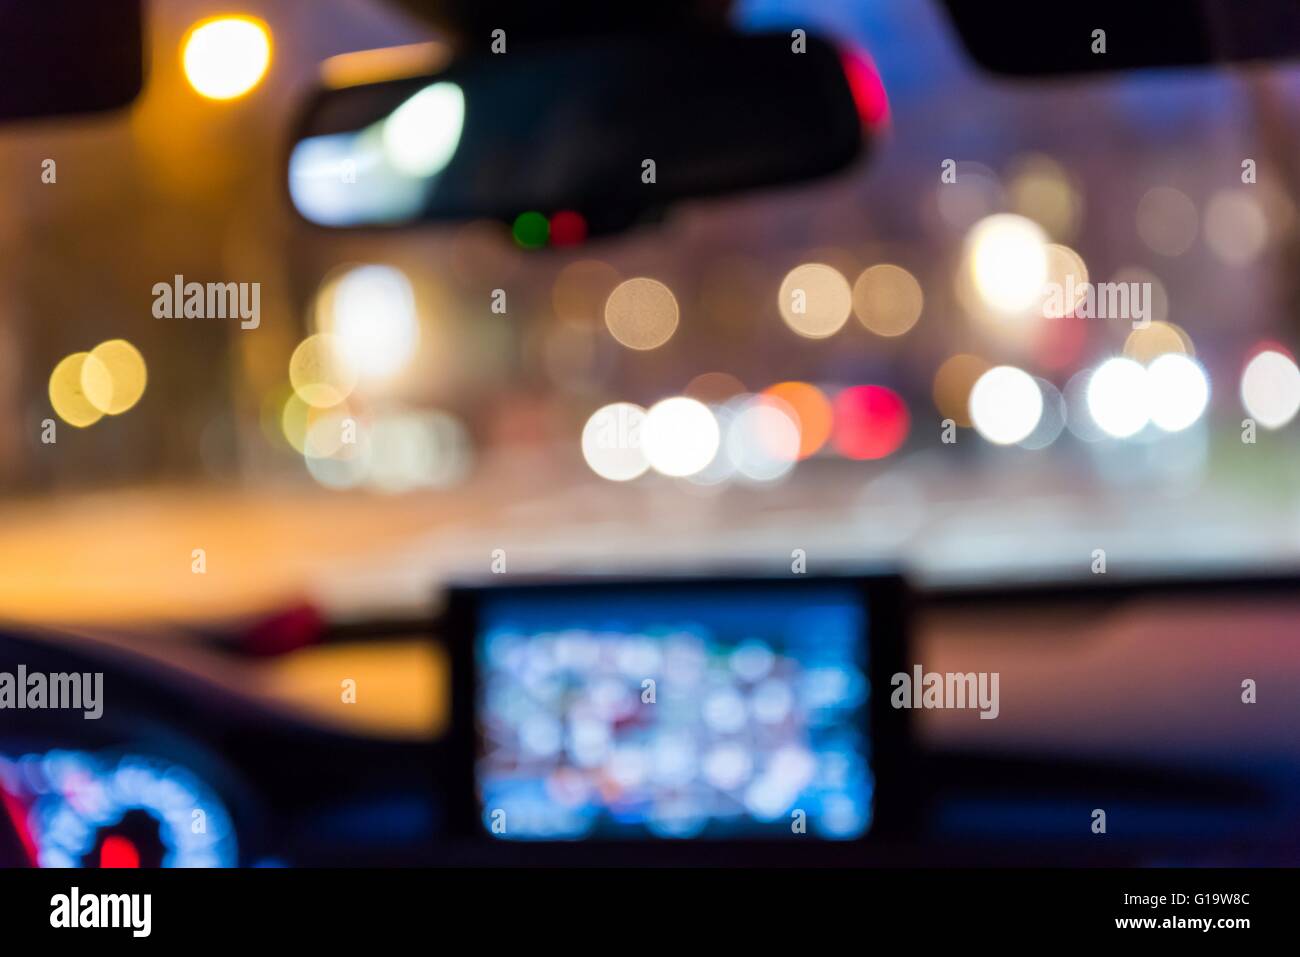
[99,835,141,869]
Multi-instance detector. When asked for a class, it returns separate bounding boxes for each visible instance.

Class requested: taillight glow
[839,46,889,128]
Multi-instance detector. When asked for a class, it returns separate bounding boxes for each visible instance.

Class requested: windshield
[3,0,1299,626]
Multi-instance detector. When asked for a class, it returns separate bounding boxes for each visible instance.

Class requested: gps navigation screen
[474,583,872,841]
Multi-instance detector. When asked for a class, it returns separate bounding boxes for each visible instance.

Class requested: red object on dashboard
[240,602,324,657]
[0,788,37,866]
[99,834,141,869]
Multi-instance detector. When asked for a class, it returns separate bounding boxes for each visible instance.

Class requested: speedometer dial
[0,750,237,868]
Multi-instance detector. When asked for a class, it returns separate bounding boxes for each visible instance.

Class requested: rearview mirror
[288,32,874,238]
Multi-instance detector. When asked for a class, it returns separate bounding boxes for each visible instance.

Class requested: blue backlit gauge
[0,750,238,868]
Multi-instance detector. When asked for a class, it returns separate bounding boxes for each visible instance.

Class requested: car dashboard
[4,573,1299,868]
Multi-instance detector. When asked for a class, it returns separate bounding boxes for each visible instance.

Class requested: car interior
[1,0,1299,870]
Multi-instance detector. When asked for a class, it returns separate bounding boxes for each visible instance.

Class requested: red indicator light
[1,789,38,866]
[99,834,141,869]
[549,210,587,247]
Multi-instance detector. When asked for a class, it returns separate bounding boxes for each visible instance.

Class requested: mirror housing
[288,32,875,238]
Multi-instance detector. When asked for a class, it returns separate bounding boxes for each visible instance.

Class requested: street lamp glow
[182,16,272,101]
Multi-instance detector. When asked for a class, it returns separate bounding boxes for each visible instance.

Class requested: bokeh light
[181,16,272,101]
[279,391,313,454]
[685,401,739,487]
[643,397,720,477]
[1087,357,1151,439]
[382,81,465,177]
[832,385,909,460]
[81,339,147,415]
[549,210,588,246]
[304,431,369,490]
[316,264,418,381]
[300,406,472,492]
[366,410,471,491]
[289,334,357,408]
[1038,244,1088,319]
[301,403,355,460]
[1241,349,1300,429]
[778,263,852,339]
[1123,321,1193,363]
[1007,153,1082,241]
[1032,313,1088,373]
[288,129,422,227]
[1063,370,1105,443]
[49,353,104,428]
[604,278,679,350]
[1147,353,1209,433]
[726,397,801,482]
[968,365,1042,445]
[963,214,1050,318]
[763,381,832,458]
[839,45,890,127]
[512,211,549,249]
[932,354,990,428]
[852,264,923,337]
[280,392,352,457]
[581,402,649,482]
[1018,378,1066,450]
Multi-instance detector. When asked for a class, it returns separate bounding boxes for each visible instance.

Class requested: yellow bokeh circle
[49,353,104,428]
[182,15,272,101]
[82,339,147,415]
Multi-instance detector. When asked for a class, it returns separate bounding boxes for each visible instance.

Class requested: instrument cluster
[0,748,239,868]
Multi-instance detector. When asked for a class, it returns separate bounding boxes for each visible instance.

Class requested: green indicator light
[512,211,549,249]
